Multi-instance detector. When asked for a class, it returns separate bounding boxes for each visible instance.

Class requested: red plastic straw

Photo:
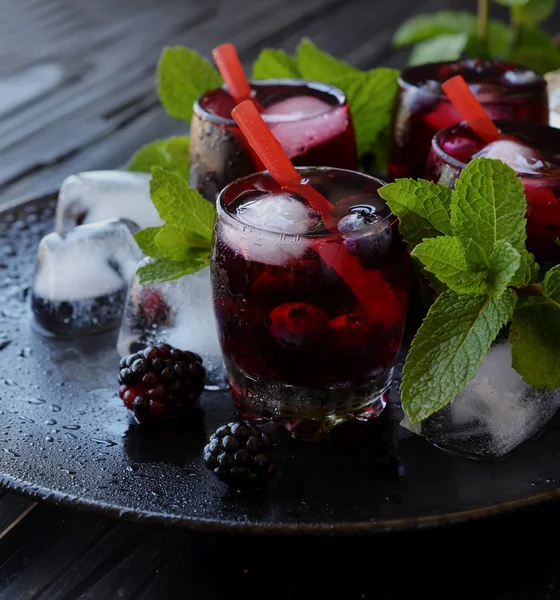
[442,75,503,143]
[212,43,253,105]
[231,100,391,317]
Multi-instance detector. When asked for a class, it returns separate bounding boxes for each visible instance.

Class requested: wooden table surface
[1,0,560,598]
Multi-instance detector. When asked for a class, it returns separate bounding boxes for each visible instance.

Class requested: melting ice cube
[32,219,143,337]
[55,171,163,233]
[401,338,560,459]
[262,96,348,159]
[502,67,542,87]
[221,193,320,266]
[117,263,224,386]
[475,139,546,175]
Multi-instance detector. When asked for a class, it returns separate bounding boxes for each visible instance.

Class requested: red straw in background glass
[231,100,396,317]
[213,43,259,107]
[442,75,505,143]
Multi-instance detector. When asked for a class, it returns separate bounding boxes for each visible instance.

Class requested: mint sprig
[380,157,560,423]
[128,136,190,179]
[133,167,215,285]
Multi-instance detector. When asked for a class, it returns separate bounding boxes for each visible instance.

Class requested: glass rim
[193,79,348,127]
[431,119,560,181]
[216,166,393,240]
[398,59,546,99]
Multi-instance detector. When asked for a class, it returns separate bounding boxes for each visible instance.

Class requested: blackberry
[203,422,276,492]
[118,343,205,424]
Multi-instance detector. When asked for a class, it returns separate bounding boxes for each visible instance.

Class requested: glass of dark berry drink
[389,59,549,180]
[212,167,410,439]
[425,120,560,264]
[189,80,359,200]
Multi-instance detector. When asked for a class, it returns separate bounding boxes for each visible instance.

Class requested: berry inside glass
[425,120,560,264]
[389,59,549,180]
[190,80,359,200]
[211,167,410,439]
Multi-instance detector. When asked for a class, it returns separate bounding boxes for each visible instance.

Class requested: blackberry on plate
[118,343,205,424]
[203,422,276,492]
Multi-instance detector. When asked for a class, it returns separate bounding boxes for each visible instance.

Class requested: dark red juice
[389,59,549,180]
[211,167,409,439]
[190,80,359,200]
[425,120,560,263]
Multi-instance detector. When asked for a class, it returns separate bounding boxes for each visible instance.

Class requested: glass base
[228,364,392,440]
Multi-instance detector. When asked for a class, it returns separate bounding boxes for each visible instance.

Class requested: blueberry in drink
[190,80,359,200]
[211,167,409,439]
[425,120,560,263]
[389,59,549,180]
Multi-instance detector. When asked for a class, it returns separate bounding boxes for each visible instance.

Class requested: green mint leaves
[252,38,399,159]
[403,289,517,423]
[133,167,215,285]
[392,3,560,74]
[128,136,190,179]
[157,47,223,124]
[379,157,555,423]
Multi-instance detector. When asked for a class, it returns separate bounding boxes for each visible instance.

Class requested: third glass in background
[425,120,560,264]
[189,80,359,200]
[211,167,410,439]
[389,59,549,180]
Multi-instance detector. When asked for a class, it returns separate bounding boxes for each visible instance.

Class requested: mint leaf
[543,265,560,302]
[332,68,399,157]
[296,38,360,80]
[452,158,527,256]
[509,28,560,74]
[511,250,540,286]
[510,0,555,26]
[493,0,531,6]
[149,167,215,242]
[402,289,517,423]
[252,49,301,79]
[510,298,560,389]
[128,136,190,179]
[137,257,209,286]
[487,241,521,297]
[408,33,468,66]
[412,236,488,294]
[466,20,514,58]
[379,179,452,250]
[134,227,164,258]
[154,225,209,262]
[157,47,222,123]
[393,11,477,47]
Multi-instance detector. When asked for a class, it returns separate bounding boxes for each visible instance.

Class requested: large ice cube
[55,171,163,233]
[32,219,143,337]
[401,337,560,459]
[220,193,318,266]
[475,140,545,175]
[117,262,225,386]
[263,97,349,160]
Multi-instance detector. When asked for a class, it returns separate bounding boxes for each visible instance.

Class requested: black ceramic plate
[1,193,560,535]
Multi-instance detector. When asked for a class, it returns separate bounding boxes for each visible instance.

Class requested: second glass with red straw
[189,43,359,200]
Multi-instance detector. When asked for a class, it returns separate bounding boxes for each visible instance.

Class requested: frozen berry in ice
[118,344,205,423]
[203,421,276,492]
[138,288,170,324]
[338,210,392,260]
[268,302,329,350]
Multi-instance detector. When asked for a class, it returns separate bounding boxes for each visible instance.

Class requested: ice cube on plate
[220,193,318,267]
[263,97,349,160]
[32,219,143,337]
[401,338,560,459]
[55,171,163,233]
[475,139,546,175]
[117,263,225,386]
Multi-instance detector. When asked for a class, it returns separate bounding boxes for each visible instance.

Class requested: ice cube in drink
[189,80,359,200]
[55,171,163,233]
[212,167,410,439]
[389,59,549,180]
[425,120,560,263]
[32,219,143,337]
